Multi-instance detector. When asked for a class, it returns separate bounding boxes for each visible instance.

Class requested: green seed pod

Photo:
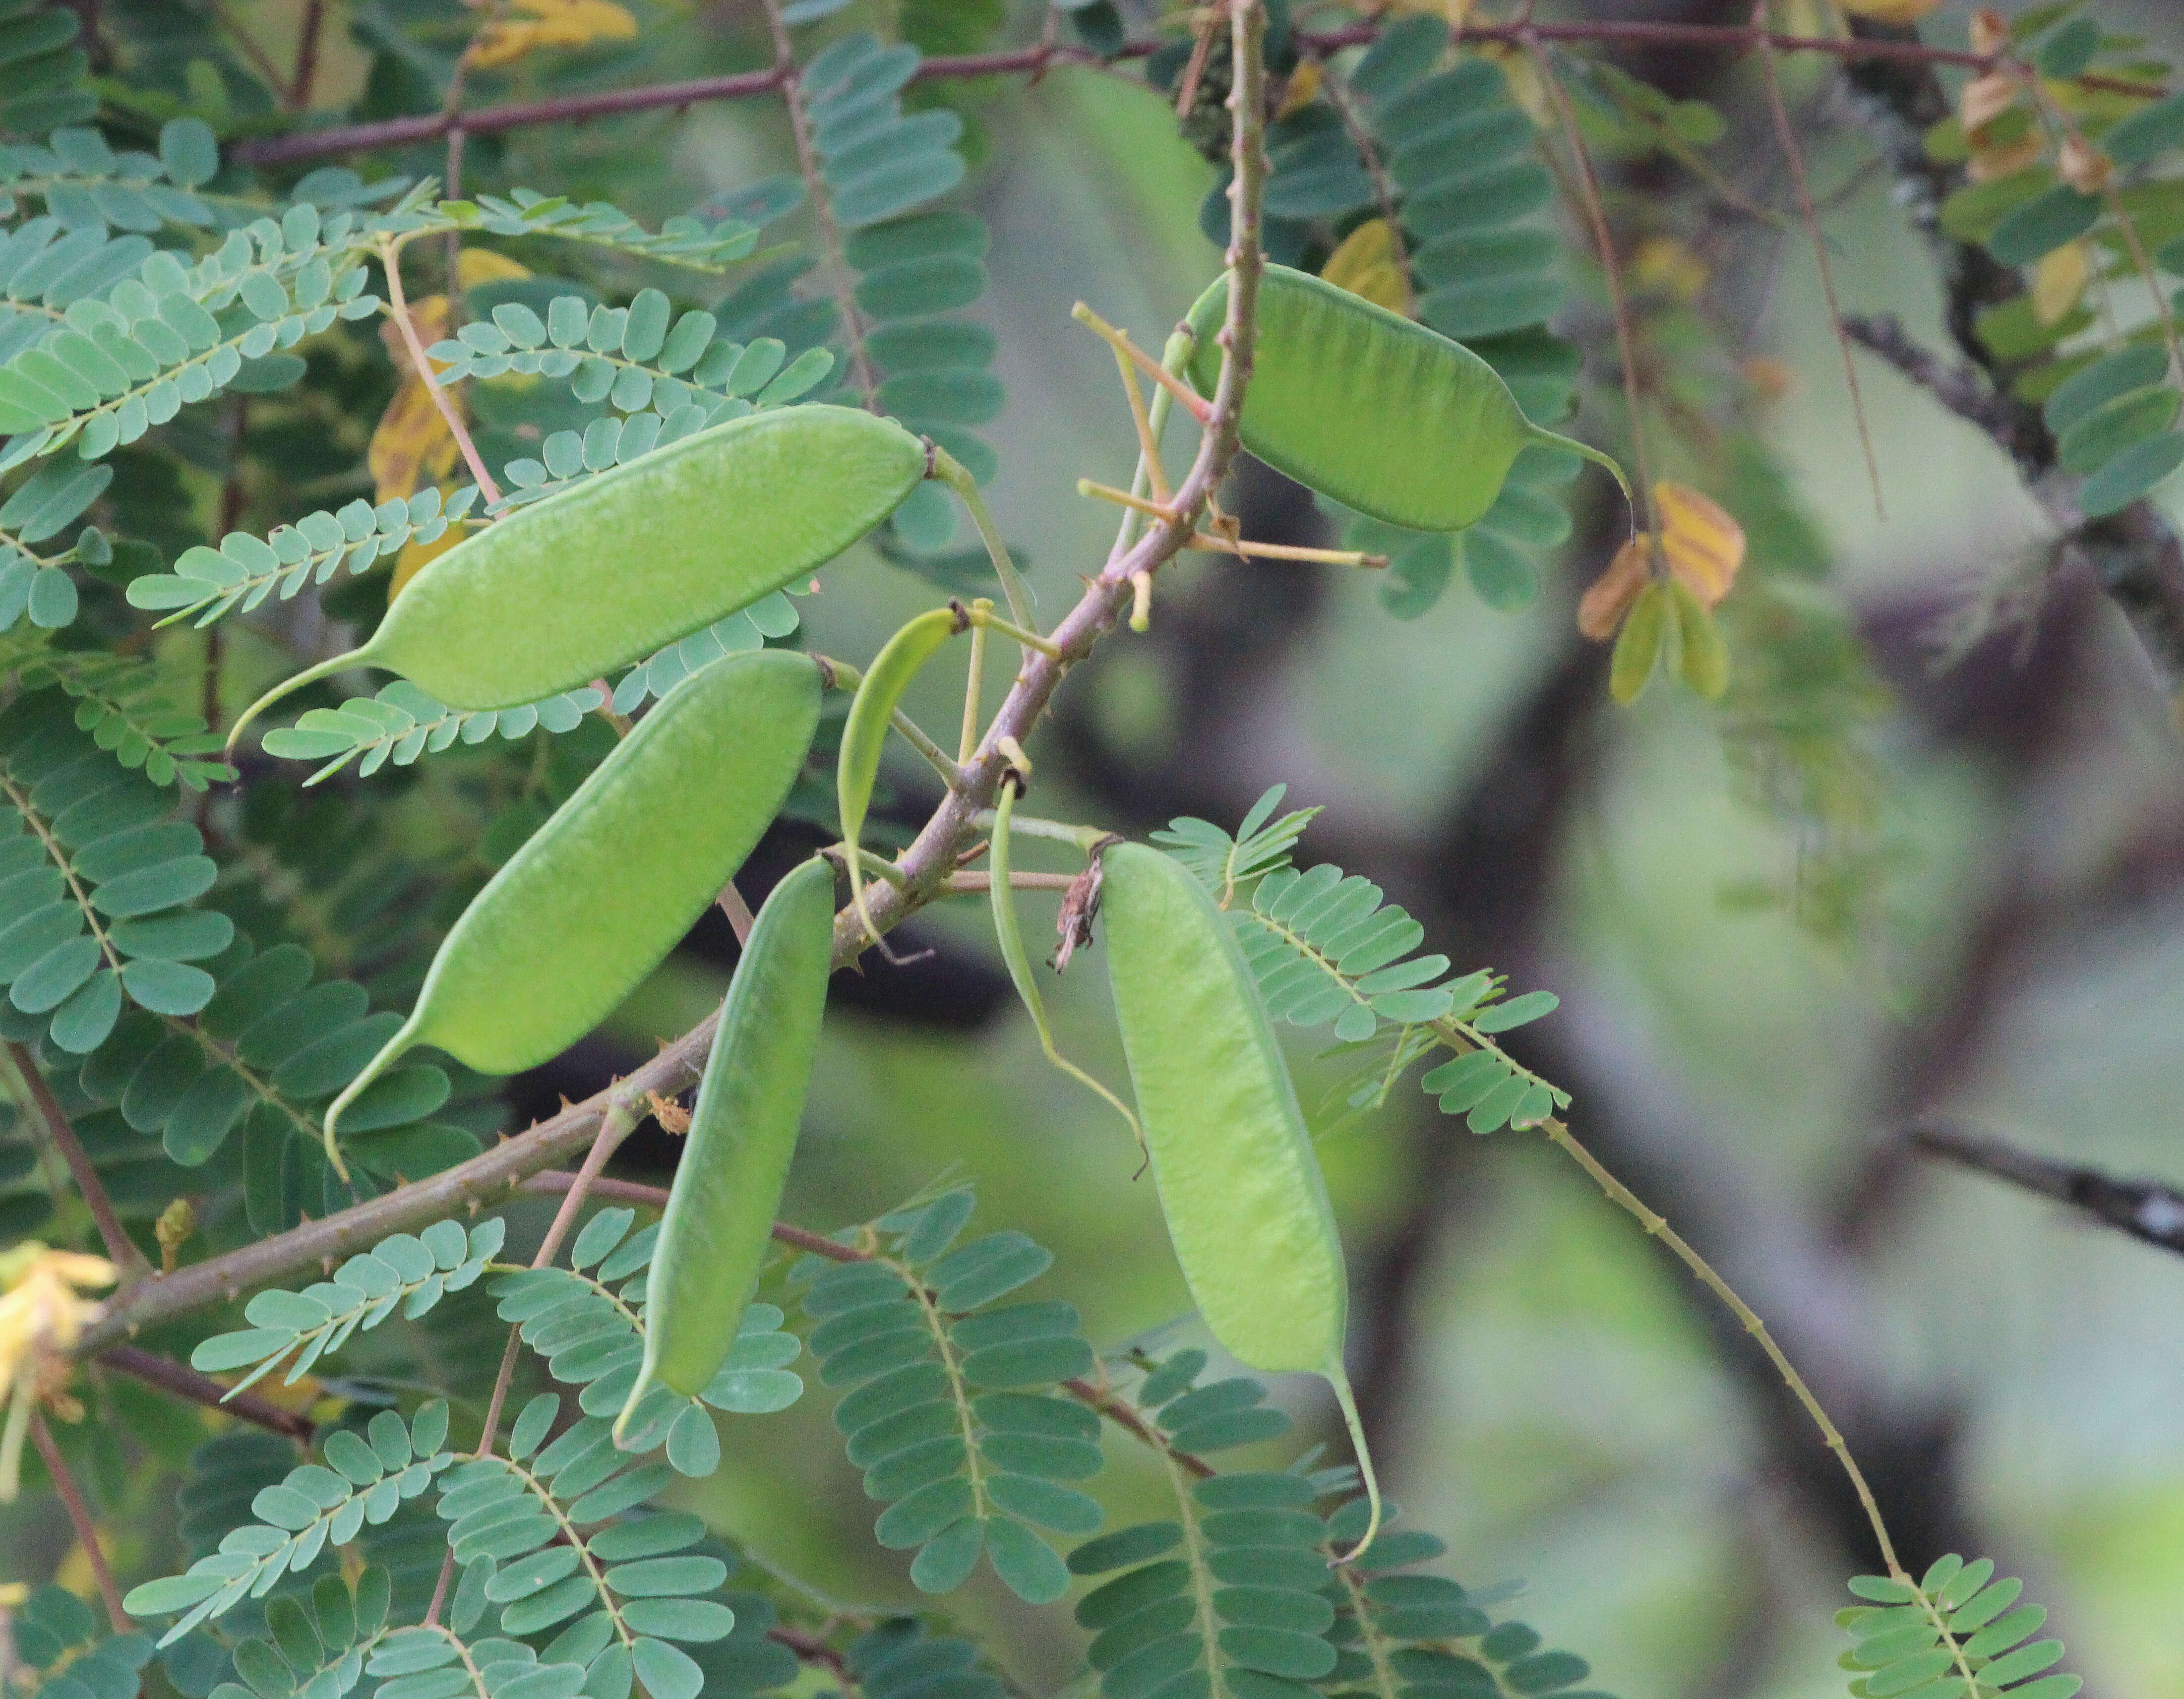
[836,604,965,939]
[621,854,837,1427]
[231,406,926,743]
[1183,264,1628,533]
[1101,840,1382,1558]
[319,649,823,1176]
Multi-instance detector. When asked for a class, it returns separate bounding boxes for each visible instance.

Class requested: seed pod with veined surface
[317,649,822,1176]
[619,854,837,1429]
[1184,263,1627,534]
[1100,839,1383,1558]
[229,404,927,744]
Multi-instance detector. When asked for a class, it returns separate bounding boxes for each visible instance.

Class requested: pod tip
[224,648,369,763]
[612,1366,656,1446]
[1327,1367,1383,1568]
[318,1014,417,1186]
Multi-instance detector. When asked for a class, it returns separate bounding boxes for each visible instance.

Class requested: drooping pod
[230,406,927,743]
[1100,840,1382,1559]
[319,649,823,1176]
[1183,264,1628,534]
[836,603,967,941]
[619,854,837,1431]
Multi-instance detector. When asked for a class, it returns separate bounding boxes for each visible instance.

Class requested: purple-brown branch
[96,1344,316,1442]
[230,21,2161,169]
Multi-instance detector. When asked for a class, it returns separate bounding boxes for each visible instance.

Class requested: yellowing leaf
[1655,481,1745,608]
[1276,61,1321,120]
[1835,0,1942,23]
[2058,134,2112,194]
[1968,8,2007,57]
[1609,581,1667,704]
[458,246,532,289]
[1959,71,2021,138]
[2032,241,2089,325]
[1577,534,1649,641]
[369,359,462,506]
[470,0,638,69]
[1631,236,1708,303]
[1471,42,1550,128]
[389,526,465,600]
[1321,218,1409,314]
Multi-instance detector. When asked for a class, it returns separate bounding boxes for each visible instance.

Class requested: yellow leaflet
[1319,218,1409,315]
[388,527,465,599]
[1577,481,1745,643]
[1631,235,1708,303]
[1471,41,1550,128]
[459,247,532,289]
[1577,533,1648,642]
[1655,480,1744,607]
[373,252,531,596]
[1275,61,1320,120]
[2033,242,2089,326]
[471,0,639,69]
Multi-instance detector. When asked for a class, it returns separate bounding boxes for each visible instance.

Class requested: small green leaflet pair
[1840,1556,2077,1699]
[1153,785,1567,1134]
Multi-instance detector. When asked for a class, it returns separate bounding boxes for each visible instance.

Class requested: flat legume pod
[1101,839,1383,1555]
[319,649,823,1172]
[621,854,837,1423]
[1183,264,1627,534]
[232,405,926,740]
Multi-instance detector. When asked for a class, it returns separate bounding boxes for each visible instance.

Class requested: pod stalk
[317,1011,421,1182]
[224,648,370,760]
[1327,1368,1383,1567]
[1530,428,1636,528]
[930,449,1036,636]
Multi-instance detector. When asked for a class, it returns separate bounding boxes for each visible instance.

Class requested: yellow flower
[0,1245,116,1502]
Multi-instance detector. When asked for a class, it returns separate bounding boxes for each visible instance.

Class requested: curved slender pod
[837,603,967,942]
[987,778,1142,1148]
[319,650,823,1176]
[1100,840,1383,1559]
[228,406,926,745]
[1183,264,1629,534]
[618,854,837,1432]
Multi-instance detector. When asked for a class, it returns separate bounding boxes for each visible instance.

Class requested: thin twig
[1755,6,1884,518]
[941,871,1078,892]
[5,1043,145,1278]
[1312,49,1411,314]
[1530,38,1660,543]
[289,0,326,111]
[717,879,757,946]
[1841,312,2044,473]
[377,238,501,505]
[95,1344,314,1442]
[1540,1114,1906,1580]
[207,0,295,104]
[760,0,879,408]
[30,1412,125,1632]
[428,1102,634,1628]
